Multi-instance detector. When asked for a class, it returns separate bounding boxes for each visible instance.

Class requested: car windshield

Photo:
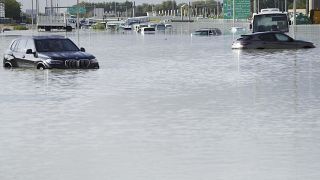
[194,31,208,35]
[240,35,252,40]
[35,39,79,52]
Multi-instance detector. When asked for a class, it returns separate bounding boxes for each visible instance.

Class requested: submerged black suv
[3,36,99,69]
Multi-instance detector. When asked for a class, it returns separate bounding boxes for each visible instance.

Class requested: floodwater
[0,28,320,180]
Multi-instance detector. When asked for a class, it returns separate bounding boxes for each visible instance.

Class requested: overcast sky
[18,0,185,11]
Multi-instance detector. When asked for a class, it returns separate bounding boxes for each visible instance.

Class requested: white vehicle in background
[250,8,290,33]
[165,24,172,29]
[66,18,77,29]
[231,27,246,34]
[140,27,155,34]
[37,15,76,31]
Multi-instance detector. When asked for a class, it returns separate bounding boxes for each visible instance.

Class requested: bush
[13,25,28,30]
[92,23,106,30]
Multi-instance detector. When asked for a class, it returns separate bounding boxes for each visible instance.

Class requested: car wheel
[4,62,13,68]
[37,64,46,70]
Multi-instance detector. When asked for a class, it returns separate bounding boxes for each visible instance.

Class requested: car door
[11,39,25,67]
[5,40,19,66]
[257,33,278,49]
[24,39,38,68]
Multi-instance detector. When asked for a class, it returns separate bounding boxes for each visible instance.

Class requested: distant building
[93,8,104,19]
[25,9,36,18]
[0,0,5,18]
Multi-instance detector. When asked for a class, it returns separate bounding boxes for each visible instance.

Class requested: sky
[18,0,185,11]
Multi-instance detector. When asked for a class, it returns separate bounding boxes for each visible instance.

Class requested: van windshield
[253,13,289,33]
[35,39,79,52]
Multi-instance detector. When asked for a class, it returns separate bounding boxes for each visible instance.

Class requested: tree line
[76,0,223,17]
[2,0,21,20]
[1,0,308,21]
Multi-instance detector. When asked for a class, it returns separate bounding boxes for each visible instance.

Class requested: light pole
[77,0,80,46]
[31,0,34,30]
[181,4,187,20]
[36,0,39,31]
[233,0,235,25]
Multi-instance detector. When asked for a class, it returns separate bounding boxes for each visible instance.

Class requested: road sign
[67,7,86,15]
[223,0,251,19]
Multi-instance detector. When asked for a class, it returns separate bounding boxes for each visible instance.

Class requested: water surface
[0,29,320,180]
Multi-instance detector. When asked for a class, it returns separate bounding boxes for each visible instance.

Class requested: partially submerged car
[191,28,222,36]
[232,31,315,49]
[231,27,246,35]
[3,36,99,69]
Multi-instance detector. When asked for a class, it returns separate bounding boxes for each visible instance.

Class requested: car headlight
[232,42,244,49]
[90,58,98,63]
[46,59,63,64]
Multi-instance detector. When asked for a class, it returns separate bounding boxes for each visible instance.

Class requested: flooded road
[1,29,320,180]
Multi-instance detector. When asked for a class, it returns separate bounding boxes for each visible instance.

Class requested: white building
[0,1,5,18]
[93,8,104,19]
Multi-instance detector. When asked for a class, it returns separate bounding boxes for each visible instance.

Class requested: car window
[17,39,27,52]
[200,31,208,35]
[275,33,292,42]
[240,35,252,40]
[25,39,35,51]
[215,29,222,35]
[259,33,277,41]
[212,30,217,35]
[12,40,21,52]
[10,40,17,51]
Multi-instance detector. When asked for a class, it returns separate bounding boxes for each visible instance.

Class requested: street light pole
[36,0,39,31]
[233,0,235,25]
[77,0,80,46]
[31,0,34,30]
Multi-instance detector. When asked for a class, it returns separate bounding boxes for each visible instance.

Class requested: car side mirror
[26,49,33,54]
[289,21,292,25]
[80,47,86,52]
[249,24,252,30]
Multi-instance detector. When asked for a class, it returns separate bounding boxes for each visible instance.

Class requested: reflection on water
[0,29,320,180]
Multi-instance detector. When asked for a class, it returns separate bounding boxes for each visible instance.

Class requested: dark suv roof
[15,35,67,40]
[31,35,67,40]
[246,31,283,36]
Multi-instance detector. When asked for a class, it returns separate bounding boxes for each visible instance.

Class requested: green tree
[4,0,21,20]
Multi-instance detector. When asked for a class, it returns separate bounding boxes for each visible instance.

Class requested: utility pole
[188,2,191,21]
[172,0,174,16]
[31,0,34,29]
[233,0,235,25]
[77,0,80,46]
[36,0,39,30]
[217,1,219,18]
[132,1,135,17]
[115,2,117,17]
[293,0,296,38]
[285,0,287,12]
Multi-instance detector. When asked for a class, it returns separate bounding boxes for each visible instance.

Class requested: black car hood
[38,51,95,60]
